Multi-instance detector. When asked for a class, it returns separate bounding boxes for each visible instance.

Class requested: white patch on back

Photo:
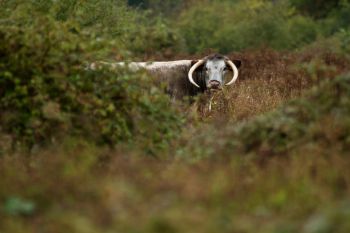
[92,60,192,71]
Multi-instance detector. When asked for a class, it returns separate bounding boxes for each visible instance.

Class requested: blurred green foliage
[3,197,36,216]
[2,0,348,55]
[0,11,183,153]
[0,0,350,232]
[175,0,339,53]
[125,0,350,54]
[290,0,342,19]
[0,0,184,56]
[128,0,184,16]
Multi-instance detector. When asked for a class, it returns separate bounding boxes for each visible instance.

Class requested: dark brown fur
[148,64,206,100]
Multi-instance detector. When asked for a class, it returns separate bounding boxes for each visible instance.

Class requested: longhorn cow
[89,54,241,100]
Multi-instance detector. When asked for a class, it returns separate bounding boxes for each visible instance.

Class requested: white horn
[225,60,239,86]
[188,60,205,88]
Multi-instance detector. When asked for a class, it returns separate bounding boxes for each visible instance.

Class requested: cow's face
[205,58,228,90]
[188,54,241,91]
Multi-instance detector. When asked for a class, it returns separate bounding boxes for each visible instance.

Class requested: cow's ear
[233,59,242,69]
[191,60,198,66]
[227,59,242,70]
[190,60,205,70]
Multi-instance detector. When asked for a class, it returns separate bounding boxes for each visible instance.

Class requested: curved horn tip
[225,60,239,86]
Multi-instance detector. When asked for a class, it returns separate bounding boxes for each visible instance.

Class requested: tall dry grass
[194,48,350,120]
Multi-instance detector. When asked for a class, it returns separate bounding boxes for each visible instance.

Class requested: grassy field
[1,1,350,233]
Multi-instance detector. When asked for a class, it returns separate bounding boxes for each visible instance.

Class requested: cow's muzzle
[208,80,221,90]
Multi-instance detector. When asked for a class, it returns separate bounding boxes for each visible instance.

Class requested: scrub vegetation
[1,0,350,232]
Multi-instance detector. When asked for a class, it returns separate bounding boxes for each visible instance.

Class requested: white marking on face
[205,59,227,88]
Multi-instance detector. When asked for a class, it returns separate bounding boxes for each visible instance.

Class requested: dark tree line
[290,0,342,18]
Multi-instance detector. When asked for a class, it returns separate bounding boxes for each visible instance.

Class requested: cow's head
[188,54,241,90]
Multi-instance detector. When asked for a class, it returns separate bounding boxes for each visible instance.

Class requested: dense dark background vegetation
[0,0,350,232]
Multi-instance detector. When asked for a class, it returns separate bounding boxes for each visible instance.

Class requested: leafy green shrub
[0,15,183,154]
[175,0,321,53]
[0,0,184,57]
[331,1,350,30]
[286,15,319,48]
[337,29,350,55]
